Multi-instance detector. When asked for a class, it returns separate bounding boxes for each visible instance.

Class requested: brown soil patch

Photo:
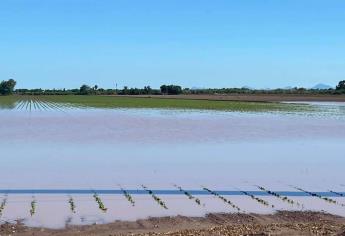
[2,211,345,236]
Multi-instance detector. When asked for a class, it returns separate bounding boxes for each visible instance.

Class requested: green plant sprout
[68,196,76,213]
[329,190,345,197]
[203,187,241,212]
[0,197,7,217]
[239,189,274,208]
[93,193,107,212]
[121,188,135,206]
[174,184,203,206]
[142,185,168,210]
[256,185,302,208]
[292,186,343,207]
[30,199,37,216]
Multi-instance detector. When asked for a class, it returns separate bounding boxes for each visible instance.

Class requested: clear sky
[0,0,344,89]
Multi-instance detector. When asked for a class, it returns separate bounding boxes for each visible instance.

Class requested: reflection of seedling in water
[256,185,302,208]
[174,184,203,206]
[30,199,37,216]
[292,186,343,206]
[0,197,7,217]
[142,185,168,209]
[239,189,274,208]
[93,193,107,212]
[203,187,241,212]
[121,188,135,206]
[68,197,76,213]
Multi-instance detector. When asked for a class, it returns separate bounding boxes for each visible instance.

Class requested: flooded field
[1,99,345,228]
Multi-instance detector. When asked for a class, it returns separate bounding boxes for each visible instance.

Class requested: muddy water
[0,102,345,228]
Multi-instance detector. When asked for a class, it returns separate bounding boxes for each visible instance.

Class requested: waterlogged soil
[1,102,345,230]
[2,211,345,236]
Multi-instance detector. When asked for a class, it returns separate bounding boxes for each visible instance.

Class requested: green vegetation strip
[120,188,135,206]
[239,190,274,208]
[93,193,107,212]
[68,196,76,213]
[142,185,168,209]
[174,184,203,206]
[292,186,345,207]
[203,187,241,212]
[30,198,37,216]
[330,190,345,197]
[0,95,312,112]
[256,185,302,208]
[0,197,7,217]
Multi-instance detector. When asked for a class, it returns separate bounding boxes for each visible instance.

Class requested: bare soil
[2,211,345,236]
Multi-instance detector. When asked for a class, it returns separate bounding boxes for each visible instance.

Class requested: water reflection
[0,100,16,109]
[0,101,345,228]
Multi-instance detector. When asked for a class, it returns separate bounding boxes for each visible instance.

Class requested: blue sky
[0,0,344,89]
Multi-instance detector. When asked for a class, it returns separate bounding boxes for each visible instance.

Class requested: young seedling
[329,190,345,197]
[239,189,274,208]
[0,197,7,217]
[93,193,107,212]
[16,100,26,110]
[25,100,30,111]
[120,188,135,206]
[203,187,241,212]
[68,196,76,213]
[292,186,343,206]
[30,198,37,216]
[256,185,302,208]
[142,185,168,210]
[174,184,203,206]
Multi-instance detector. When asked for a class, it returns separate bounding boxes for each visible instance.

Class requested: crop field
[0,95,311,112]
[1,186,345,218]
[1,97,345,228]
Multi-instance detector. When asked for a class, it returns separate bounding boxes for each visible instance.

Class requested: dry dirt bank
[2,211,345,236]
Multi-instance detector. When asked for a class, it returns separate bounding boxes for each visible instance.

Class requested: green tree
[79,84,92,95]
[0,79,17,95]
[336,80,345,90]
[144,86,152,94]
[160,84,182,95]
[122,86,129,95]
[160,85,167,94]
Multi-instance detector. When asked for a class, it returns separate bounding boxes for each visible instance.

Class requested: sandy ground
[2,211,345,236]
[111,94,345,102]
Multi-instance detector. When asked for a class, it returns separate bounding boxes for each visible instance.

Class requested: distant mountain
[241,86,254,90]
[190,86,205,90]
[311,83,333,90]
[282,86,293,90]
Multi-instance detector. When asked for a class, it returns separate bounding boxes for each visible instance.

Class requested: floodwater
[0,101,345,228]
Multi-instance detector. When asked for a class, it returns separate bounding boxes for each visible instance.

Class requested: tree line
[0,79,16,95]
[12,83,184,95]
[1,79,345,96]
